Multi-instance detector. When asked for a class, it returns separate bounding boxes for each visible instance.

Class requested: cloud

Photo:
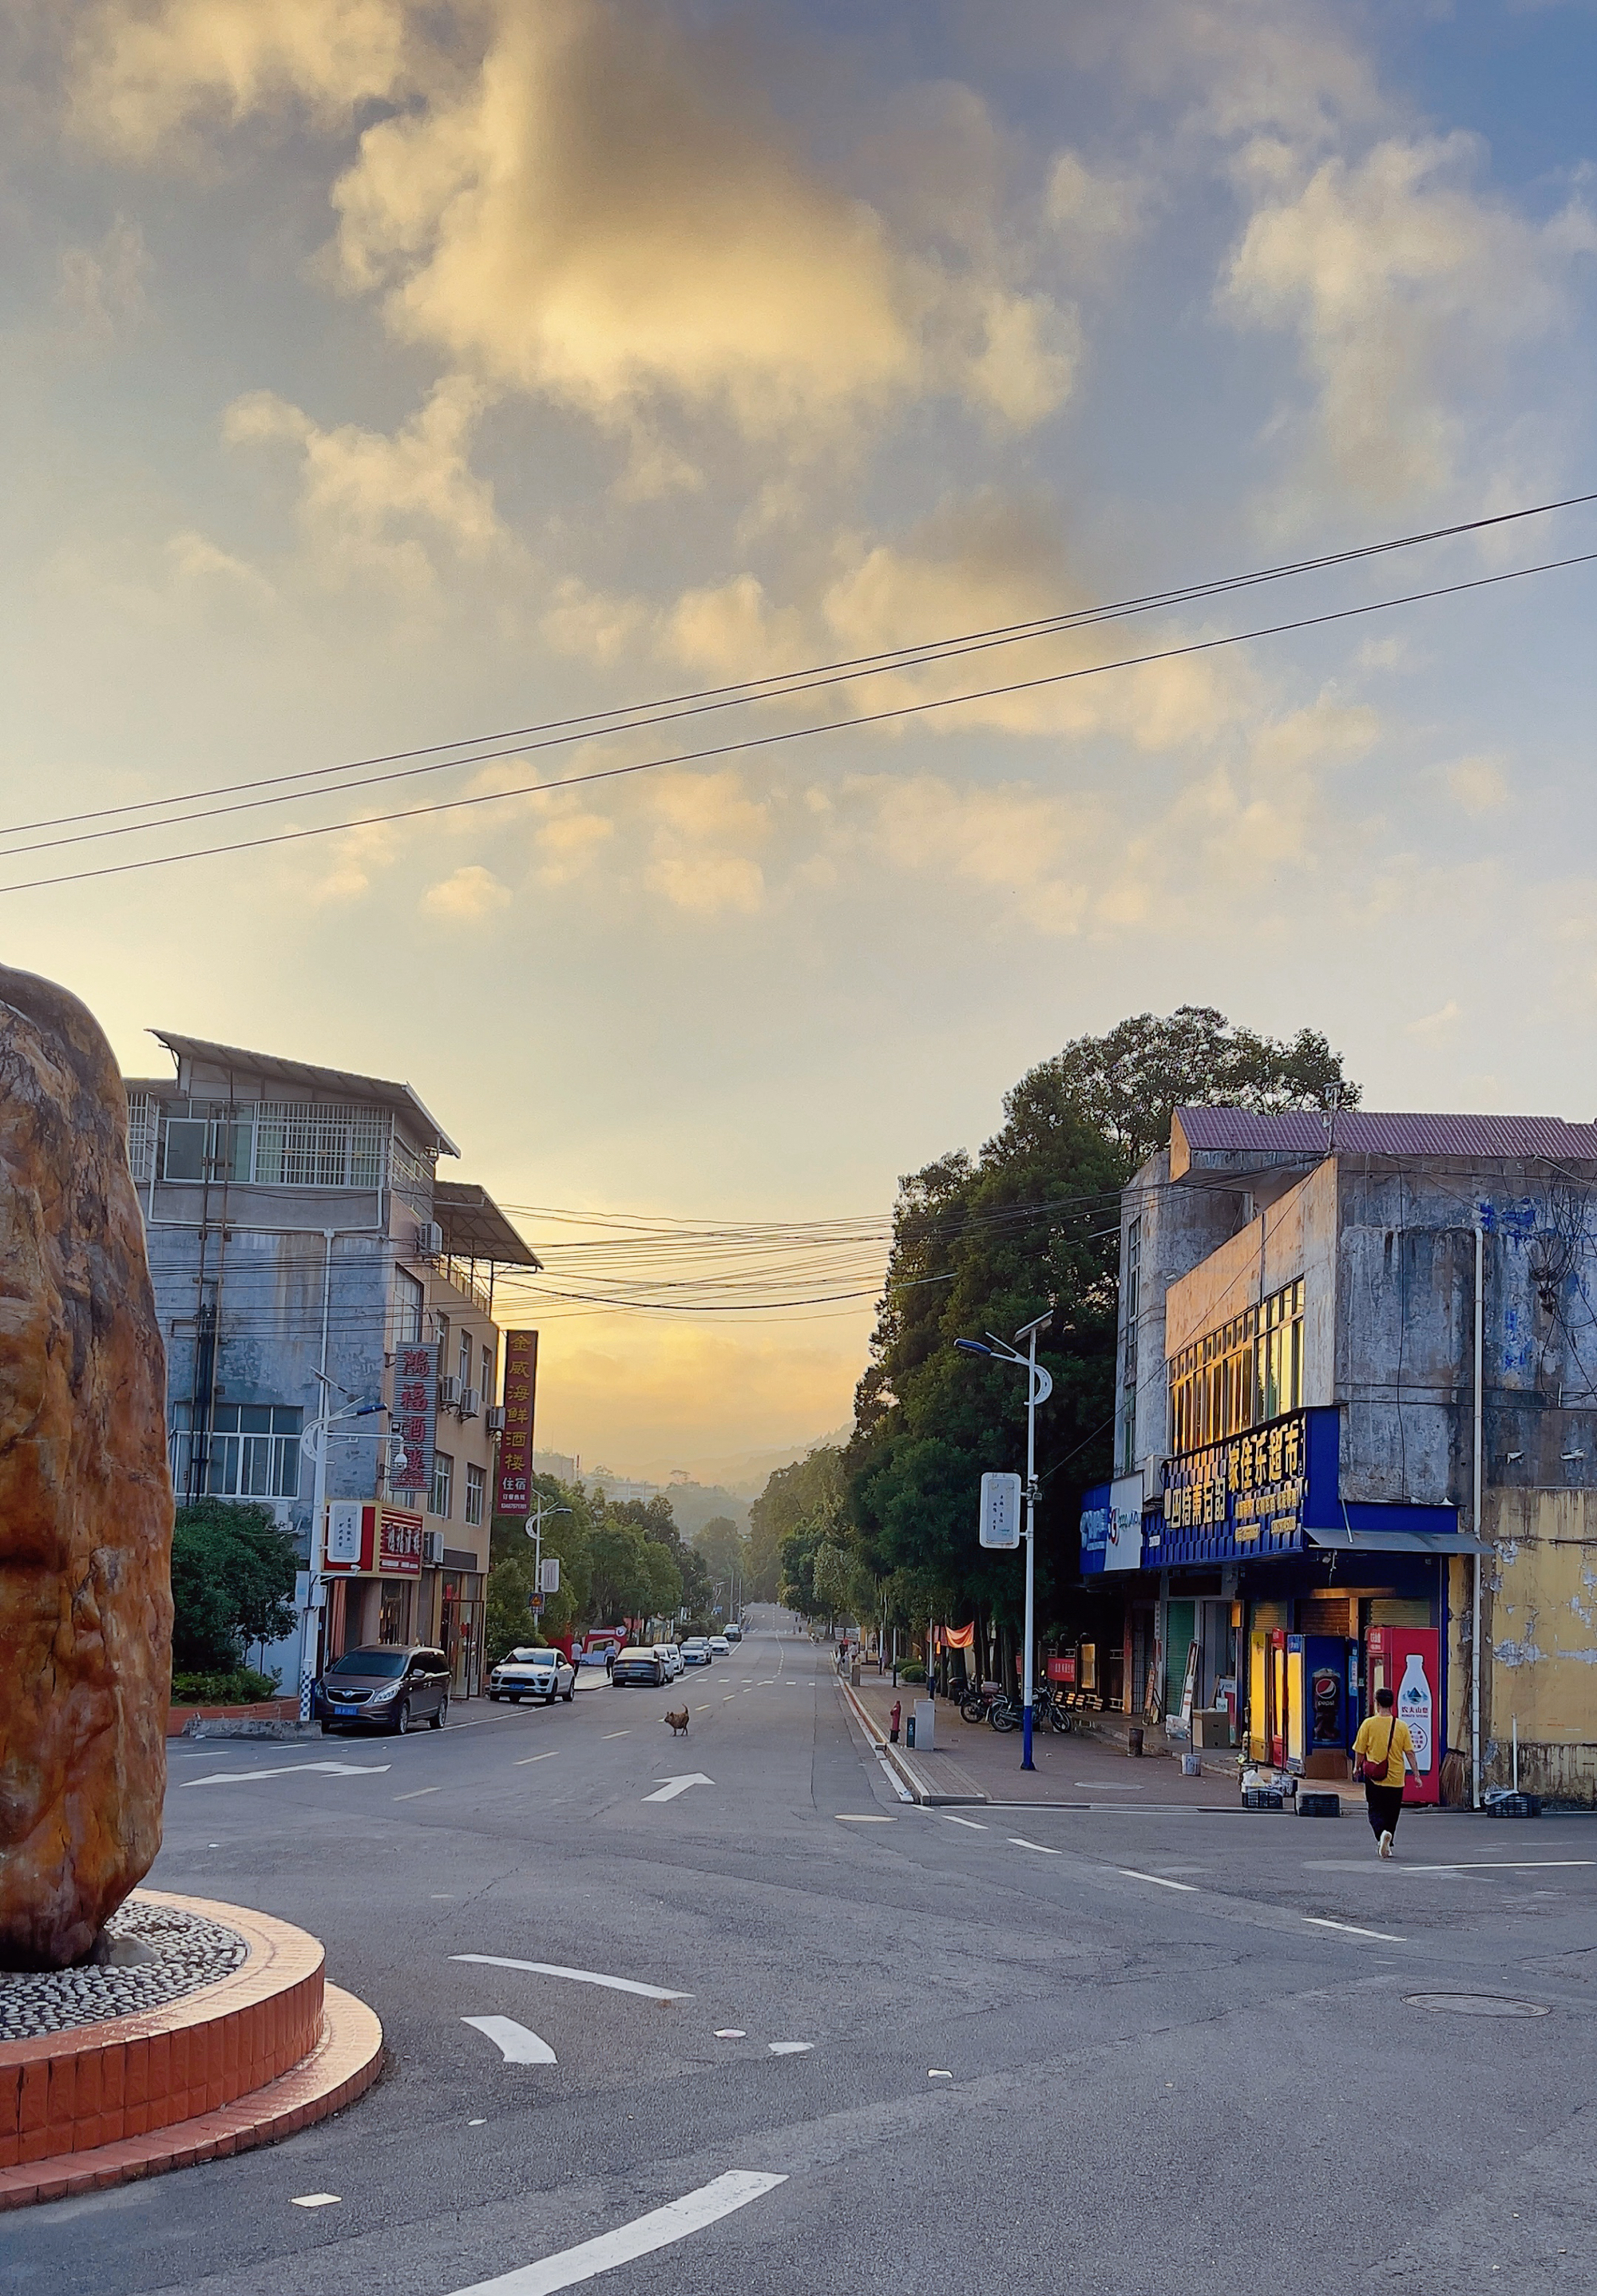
[646,770,769,915]
[1222,131,1597,497]
[222,373,508,593]
[54,213,149,343]
[1406,999,1460,1040]
[534,809,615,887]
[1442,754,1510,817]
[70,0,415,156]
[422,862,513,921]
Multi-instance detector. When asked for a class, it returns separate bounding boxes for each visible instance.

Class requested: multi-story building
[125,1032,539,1698]
[1080,1105,1597,1804]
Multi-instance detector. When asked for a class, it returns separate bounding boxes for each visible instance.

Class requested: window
[394,1268,424,1345]
[1167,1278,1305,1457]
[481,1342,495,1406]
[430,1449,454,1520]
[434,1312,450,1362]
[465,1461,486,1526]
[162,1118,207,1182]
[252,1101,386,1188]
[458,1332,472,1391]
[170,1404,303,1498]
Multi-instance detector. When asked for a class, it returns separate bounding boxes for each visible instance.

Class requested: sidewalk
[841,1672,1241,1808]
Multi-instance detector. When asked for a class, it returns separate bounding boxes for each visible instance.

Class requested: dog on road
[663,1707,690,1737]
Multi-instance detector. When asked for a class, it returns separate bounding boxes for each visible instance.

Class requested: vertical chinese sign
[390,1342,438,1507]
[495,1330,538,1517]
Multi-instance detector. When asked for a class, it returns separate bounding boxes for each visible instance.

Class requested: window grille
[252,1101,386,1189]
[126,1092,156,1184]
[169,1403,302,1499]
[390,1131,437,1212]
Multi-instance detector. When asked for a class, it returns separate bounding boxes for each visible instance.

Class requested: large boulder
[0,967,172,1969]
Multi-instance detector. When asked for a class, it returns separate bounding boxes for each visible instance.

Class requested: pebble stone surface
[0,1899,248,2040]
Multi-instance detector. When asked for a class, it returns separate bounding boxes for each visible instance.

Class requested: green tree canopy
[170,1499,298,1675]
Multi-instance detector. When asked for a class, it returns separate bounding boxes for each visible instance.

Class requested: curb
[836,1680,988,1806]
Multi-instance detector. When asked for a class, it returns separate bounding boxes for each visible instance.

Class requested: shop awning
[1306,1527,1492,1556]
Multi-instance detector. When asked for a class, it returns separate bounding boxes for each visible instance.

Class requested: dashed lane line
[1302,1916,1407,1941]
[1009,1837,1061,1856]
[514,1753,558,1767]
[943,1815,988,1830]
[442,2170,787,2296]
[394,1786,440,1801]
[1117,1869,1199,1892]
[451,1954,692,2002]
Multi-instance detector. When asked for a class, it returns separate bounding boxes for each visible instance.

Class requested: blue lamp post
[955,1312,1053,1771]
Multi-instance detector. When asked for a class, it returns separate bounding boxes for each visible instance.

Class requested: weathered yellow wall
[1480,1488,1597,1801]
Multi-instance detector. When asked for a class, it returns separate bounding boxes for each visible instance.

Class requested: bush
[171,1667,282,1707]
[898,1661,926,1683]
[171,1499,299,1671]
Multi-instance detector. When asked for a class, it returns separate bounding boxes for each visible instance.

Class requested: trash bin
[1127,1727,1143,1759]
[905,1716,915,1748]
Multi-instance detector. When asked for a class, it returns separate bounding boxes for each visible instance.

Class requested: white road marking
[1009,1837,1060,1856]
[183,1762,390,1786]
[291,2193,341,2209]
[695,1704,711,1711]
[1303,1916,1406,1941]
[768,2041,812,2055]
[602,1731,631,1741]
[835,1814,895,1822]
[1078,1782,1143,1790]
[943,1816,988,1830]
[1117,1869,1198,1891]
[1405,1860,1595,1874]
[469,2118,487,2127]
[643,1773,713,1804]
[929,2070,953,2080]
[514,1753,559,1767]
[462,2016,557,2066]
[394,1786,440,1801]
[715,2028,746,2038]
[759,1679,776,1684]
[451,1955,693,2002]
[443,2170,787,2296]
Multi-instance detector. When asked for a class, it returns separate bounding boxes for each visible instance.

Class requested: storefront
[1082,1406,1487,1790]
[323,1503,425,1660]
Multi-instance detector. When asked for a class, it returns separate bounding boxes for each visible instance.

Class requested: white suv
[658,1644,684,1678]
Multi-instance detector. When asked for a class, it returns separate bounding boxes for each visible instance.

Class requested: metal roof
[434,1181,541,1269]
[1306,1527,1492,1556]
[149,1030,459,1156]
[1174,1106,1597,1163]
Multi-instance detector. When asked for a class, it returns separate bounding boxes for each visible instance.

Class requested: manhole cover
[1404,1993,1550,2017]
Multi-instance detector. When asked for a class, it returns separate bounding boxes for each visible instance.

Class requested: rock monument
[0,966,172,1969]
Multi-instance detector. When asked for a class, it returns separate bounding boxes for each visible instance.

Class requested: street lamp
[954,1310,1053,1772]
[524,1501,569,1623]
[296,1381,399,1721]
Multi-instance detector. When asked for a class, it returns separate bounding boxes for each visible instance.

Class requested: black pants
[1365,1782,1404,1839]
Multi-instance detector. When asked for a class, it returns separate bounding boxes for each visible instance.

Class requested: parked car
[657,1643,684,1679]
[489,1647,577,1704]
[611,1645,668,1687]
[707,1635,731,1656]
[680,1639,711,1667]
[317,1645,450,1734]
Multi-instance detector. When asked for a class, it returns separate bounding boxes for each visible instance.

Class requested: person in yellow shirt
[1353,1685,1417,1858]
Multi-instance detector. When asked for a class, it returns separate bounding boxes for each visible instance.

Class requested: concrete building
[1080,1106,1597,1803]
[125,1033,539,1699]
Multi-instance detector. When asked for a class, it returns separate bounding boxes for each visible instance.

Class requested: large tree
[170,1499,298,1675]
[840,1006,1357,1650]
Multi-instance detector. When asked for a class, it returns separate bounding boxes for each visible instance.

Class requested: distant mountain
[531,1427,850,1509]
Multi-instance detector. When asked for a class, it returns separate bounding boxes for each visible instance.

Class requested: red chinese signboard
[390,1341,438,1504]
[495,1330,538,1517]
[378,1507,424,1578]
[1046,1653,1076,1684]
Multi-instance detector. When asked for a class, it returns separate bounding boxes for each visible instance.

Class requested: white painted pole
[1472,1224,1484,1810]
[297,1229,336,1723]
[1020,1324,1037,1772]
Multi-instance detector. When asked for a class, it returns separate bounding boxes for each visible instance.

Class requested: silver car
[489,1646,577,1704]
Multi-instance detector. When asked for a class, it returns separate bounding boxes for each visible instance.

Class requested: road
[9,1621,1597,2296]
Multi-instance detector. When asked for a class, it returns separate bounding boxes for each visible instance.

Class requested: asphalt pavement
[9,1618,1597,2296]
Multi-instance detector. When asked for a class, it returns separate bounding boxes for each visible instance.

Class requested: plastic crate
[1297,1791,1341,1818]
[1486,1792,1541,1818]
[1242,1785,1284,1810]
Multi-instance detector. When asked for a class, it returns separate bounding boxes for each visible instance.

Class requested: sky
[4,0,1597,1477]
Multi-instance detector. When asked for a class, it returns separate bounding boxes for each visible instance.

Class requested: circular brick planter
[0,1891,382,2209]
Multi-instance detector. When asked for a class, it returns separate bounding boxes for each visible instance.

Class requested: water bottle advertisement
[1365,1626,1440,1805]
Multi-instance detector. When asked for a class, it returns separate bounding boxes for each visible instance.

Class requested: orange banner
[941,1622,976,1650]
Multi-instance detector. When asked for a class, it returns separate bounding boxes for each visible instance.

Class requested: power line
[6,542,1597,896]
[10,484,1592,847]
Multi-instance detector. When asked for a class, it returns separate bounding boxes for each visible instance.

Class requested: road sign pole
[1021,1325,1038,1773]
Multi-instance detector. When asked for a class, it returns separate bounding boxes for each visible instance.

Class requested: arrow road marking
[444,2169,787,2296]
[452,1956,693,2002]
[643,1773,714,1804]
[182,1762,390,1786]
[462,2016,558,2065]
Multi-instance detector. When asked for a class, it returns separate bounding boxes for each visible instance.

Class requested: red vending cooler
[1365,1626,1440,1806]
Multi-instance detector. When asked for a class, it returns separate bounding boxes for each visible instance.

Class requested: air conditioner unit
[421,1531,445,1566]
[437,1374,462,1409]
[458,1386,480,1421]
[415,1220,443,1257]
[484,1404,505,1434]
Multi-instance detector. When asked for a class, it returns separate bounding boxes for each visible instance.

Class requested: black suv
[317,1644,451,1734]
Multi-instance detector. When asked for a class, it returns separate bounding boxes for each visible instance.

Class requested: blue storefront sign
[1081,1406,1458,1571]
